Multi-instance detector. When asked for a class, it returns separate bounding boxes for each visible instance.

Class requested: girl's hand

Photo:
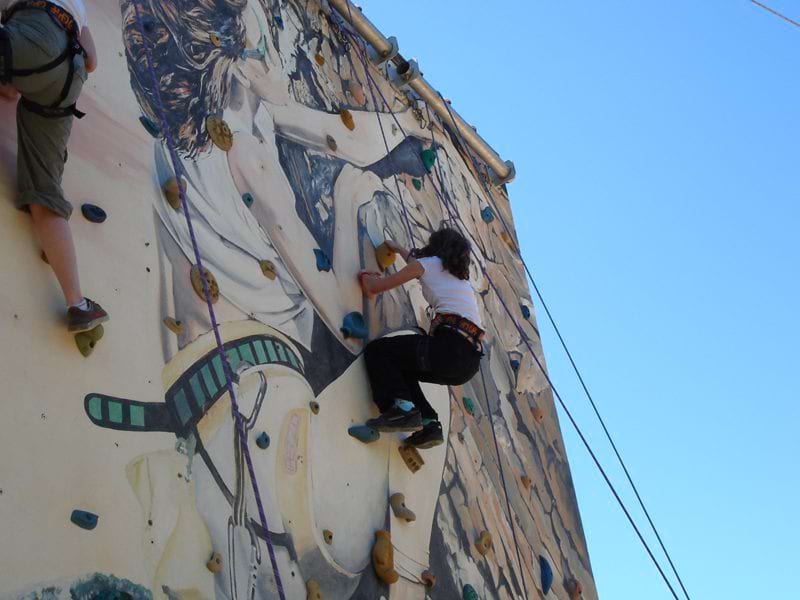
[0,83,19,102]
[358,270,382,299]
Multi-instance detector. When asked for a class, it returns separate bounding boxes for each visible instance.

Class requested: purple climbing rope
[129,3,286,598]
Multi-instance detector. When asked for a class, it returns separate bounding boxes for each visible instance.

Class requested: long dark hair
[412,228,471,280]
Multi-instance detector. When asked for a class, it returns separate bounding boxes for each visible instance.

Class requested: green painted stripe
[212,354,226,385]
[264,340,278,362]
[190,375,206,410]
[253,340,267,364]
[87,396,102,421]
[200,365,218,398]
[287,349,300,370]
[174,389,191,425]
[274,342,288,363]
[108,400,123,424]
[226,347,241,373]
[129,405,145,428]
[238,342,256,367]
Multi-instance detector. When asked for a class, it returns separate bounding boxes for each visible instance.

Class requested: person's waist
[3,1,80,36]
[430,312,484,339]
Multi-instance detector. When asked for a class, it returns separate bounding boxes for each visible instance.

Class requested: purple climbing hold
[341,312,368,339]
[71,509,99,530]
[81,204,106,224]
[539,555,554,594]
[314,248,332,272]
[480,207,495,223]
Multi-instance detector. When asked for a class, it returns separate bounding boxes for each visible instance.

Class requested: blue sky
[359,1,799,598]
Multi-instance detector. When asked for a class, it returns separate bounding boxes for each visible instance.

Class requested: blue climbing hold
[463,584,479,600]
[242,193,254,208]
[139,115,160,138]
[274,14,284,29]
[521,304,531,319]
[340,312,367,339]
[256,432,270,449]
[71,509,99,530]
[314,248,332,272]
[510,359,520,372]
[480,207,495,223]
[81,204,106,224]
[348,425,380,444]
[539,555,554,594]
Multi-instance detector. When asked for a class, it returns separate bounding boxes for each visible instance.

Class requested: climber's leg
[29,204,81,304]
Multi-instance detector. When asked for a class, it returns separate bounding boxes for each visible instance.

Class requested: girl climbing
[360,227,484,449]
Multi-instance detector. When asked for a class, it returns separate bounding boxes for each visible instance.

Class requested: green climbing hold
[420,148,437,173]
[242,193,254,208]
[462,396,476,416]
[75,325,104,357]
[71,509,99,530]
[348,425,379,444]
[256,432,270,449]
[412,178,422,191]
[463,584,479,600]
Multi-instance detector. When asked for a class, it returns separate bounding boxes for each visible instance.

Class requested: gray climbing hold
[309,401,320,415]
[70,509,98,530]
[389,492,416,522]
[348,425,379,444]
[256,432,270,449]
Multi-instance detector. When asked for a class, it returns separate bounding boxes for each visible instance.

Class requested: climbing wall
[0,1,596,599]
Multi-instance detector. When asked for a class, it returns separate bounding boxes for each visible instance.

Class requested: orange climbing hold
[421,570,436,589]
[162,177,187,211]
[314,53,325,66]
[389,492,416,522]
[323,529,333,544]
[531,406,544,424]
[206,115,233,151]
[340,108,355,131]
[206,552,223,573]
[260,259,277,280]
[565,578,583,599]
[307,579,323,600]
[398,444,424,473]
[375,242,396,272]
[209,32,222,48]
[348,80,366,106]
[163,317,183,335]
[372,530,399,585]
[521,475,532,489]
[190,265,220,304]
[475,530,493,556]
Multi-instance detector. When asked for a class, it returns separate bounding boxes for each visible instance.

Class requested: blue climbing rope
[129,3,286,598]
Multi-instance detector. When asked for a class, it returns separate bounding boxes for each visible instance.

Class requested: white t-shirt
[1,0,88,29]
[417,256,483,328]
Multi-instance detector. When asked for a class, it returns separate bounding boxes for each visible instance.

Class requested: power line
[750,0,800,28]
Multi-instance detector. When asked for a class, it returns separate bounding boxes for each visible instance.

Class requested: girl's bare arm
[80,27,97,73]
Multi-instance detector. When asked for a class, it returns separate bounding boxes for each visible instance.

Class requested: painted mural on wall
[0,1,595,599]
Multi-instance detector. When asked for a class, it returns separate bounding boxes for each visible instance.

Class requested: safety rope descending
[129,2,286,598]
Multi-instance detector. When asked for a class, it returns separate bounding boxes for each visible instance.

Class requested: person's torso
[2,0,87,29]
[418,256,482,327]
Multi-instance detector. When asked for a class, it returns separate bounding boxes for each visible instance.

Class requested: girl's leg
[30,204,83,306]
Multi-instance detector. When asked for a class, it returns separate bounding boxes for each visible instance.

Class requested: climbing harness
[429,313,484,351]
[0,0,86,118]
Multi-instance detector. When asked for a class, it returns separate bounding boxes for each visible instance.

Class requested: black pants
[364,328,482,421]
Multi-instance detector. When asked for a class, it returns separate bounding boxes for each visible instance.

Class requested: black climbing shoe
[366,405,423,433]
[405,420,444,449]
[67,298,109,332]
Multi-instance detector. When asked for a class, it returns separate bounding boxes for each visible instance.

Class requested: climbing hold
[326,135,338,152]
[462,396,476,416]
[412,178,422,191]
[539,555,554,595]
[475,530,493,556]
[480,206,495,223]
[374,242,396,272]
[339,108,355,131]
[565,578,583,600]
[139,115,160,138]
[348,425,379,444]
[306,579,323,600]
[40,250,48,264]
[163,317,183,335]
[206,115,233,151]
[162,177,186,211]
[70,509,98,530]
[260,259,277,280]
[500,231,516,251]
[421,570,436,589]
[256,432,270,449]
[398,444,424,474]
[314,248,332,272]
[309,401,320,415]
[347,80,366,106]
[463,584,479,600]
[521,304,531,319]
[372,530,399,585]
[521,475,532,489]
[340,312,368,340]
[190,265,219,304]
[75,325,104,358]
[420,148,437,173]
[314,53,325,66]
[81,204,107,224]
[274,15,284,29]
[389,493,416,522]
[323,529,333,545]
[242,192,254,208]
[209,32,222,48]
[206,552,223,574]
[531,406,544,424]
[510,359,520,373]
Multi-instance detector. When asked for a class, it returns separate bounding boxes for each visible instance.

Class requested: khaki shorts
[4,9,86,220]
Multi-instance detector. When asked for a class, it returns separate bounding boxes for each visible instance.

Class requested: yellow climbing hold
[339,108,355,131]
[163,317,183,335]
[206,551,223,573]
[372,530,399,585]
[375,242,396,272]
[323,529,333,544]
[260,259,277,280]
[500,231,516,252]
[75,325,104,358]
[209,32,222,48]
[348,80,366,106]
[314,53,325,66]
[162,177,187,211]
[521,475,532,489]
[475,530,493,556]
[190,265,219,304]
[306,579,323,600]
[206,115,233,152]
[398,444,424,474]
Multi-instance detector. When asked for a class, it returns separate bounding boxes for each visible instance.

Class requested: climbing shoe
[366,405,423,432]
[67,298,109,333]
[405,420,444,449]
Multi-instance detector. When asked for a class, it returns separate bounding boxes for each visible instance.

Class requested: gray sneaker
[67,298,109,332]
[366,405,423,432]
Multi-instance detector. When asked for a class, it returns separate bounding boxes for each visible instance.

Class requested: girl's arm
[361,261,424,297]
[382,239,412,261]
[80,27,97,73]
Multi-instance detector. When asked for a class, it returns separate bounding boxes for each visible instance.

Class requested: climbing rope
[336,12,684,599]
[437,92,692,600]
[129,3,286,598]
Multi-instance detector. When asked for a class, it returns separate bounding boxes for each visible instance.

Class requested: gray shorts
[4,9,87,220]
